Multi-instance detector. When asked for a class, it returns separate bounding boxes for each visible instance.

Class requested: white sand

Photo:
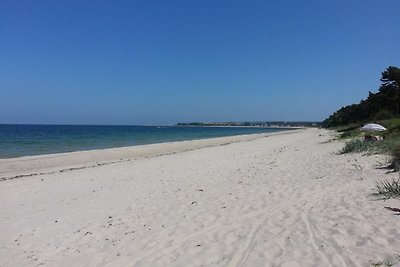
[0,128,399,267]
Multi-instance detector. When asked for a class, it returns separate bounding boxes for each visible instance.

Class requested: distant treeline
[176,121,320,127]
[323,66,400,128]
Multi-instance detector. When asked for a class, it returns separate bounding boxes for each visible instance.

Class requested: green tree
[322,66,400,128]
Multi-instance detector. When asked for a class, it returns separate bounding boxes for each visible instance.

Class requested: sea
[0,124,291,159]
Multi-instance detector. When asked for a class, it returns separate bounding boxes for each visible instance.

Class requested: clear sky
[1,0,399,125]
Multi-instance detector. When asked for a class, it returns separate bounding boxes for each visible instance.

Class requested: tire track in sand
[228,179,360,267]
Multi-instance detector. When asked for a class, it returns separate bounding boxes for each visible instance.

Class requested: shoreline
[0,129,300,179]
[0,125,297,160]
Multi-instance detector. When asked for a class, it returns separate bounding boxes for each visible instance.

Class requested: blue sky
[1,0,399,125]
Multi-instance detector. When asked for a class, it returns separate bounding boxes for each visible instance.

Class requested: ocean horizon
[0,124,292,159]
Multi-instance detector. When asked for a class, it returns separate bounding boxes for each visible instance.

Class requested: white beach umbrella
[360,123,387,132]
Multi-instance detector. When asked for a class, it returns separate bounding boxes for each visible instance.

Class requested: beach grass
[340,138,400,155]
[374,178,400,199]
[334,123,363,140]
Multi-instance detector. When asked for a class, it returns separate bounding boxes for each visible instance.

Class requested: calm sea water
[0,124,290,159]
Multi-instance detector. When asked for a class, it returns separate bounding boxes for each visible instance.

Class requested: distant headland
[176,121,321,128]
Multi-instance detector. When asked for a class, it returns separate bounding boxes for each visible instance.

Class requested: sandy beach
[1,128,399,267]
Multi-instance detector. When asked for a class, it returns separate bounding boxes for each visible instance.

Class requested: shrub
[374,110,396,121]
[375,178,400,199]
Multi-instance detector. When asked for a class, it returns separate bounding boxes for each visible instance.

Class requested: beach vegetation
[322,66,400,128]
[374,178,400,199]
[391,144,400,171]
[369,253,400,266]
[340,138,400,155]
[336,124,363,140]
[369,259,394,267]
[374,110,396,121]
[381,118,400,137]
[338,118,400,172]
[325,66,400,162]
